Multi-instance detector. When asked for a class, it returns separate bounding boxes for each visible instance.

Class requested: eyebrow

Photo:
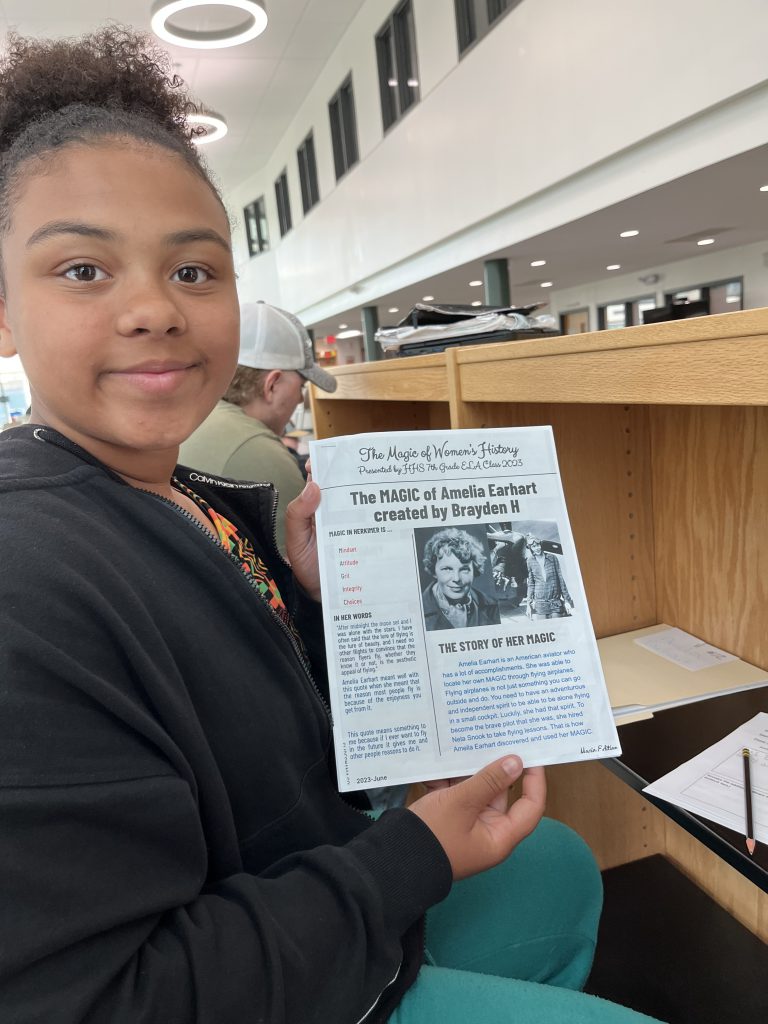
[26,221,231,254]
[26,221,117,248]
[164,228,231,253]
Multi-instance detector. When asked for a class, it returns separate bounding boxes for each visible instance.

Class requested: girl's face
[0,141,239,465]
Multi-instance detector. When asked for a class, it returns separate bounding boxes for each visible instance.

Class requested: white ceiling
[0,0,365,190]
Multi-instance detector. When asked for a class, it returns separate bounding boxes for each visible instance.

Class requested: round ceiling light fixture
[188,111,228,145]
[151,1,268,50]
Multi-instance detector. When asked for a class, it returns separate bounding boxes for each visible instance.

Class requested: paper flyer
[310,427,621,791]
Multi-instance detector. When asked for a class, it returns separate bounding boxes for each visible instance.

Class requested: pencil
[742,747,755,856]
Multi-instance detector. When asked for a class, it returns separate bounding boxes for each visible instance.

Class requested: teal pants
[391,819,662,1023]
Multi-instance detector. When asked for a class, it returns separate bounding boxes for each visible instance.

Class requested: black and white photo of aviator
[486,521,575,622]
[415,525,501,632]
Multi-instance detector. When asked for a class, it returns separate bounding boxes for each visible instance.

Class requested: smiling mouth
[108,362,200,394]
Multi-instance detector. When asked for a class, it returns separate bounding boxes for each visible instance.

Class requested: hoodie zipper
[31,427,332,720]
[146,485,333,722]
[143,487,383,822]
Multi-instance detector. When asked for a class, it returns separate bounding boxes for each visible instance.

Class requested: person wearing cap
[180,301,337,555]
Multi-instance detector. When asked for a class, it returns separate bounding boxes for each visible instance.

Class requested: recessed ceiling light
[469,280,483,287]
[422,295,434,301]
[530,259,546,267]
[151,0,268,49]
[336,329,363,339]
[619,230,639,238]
[387,307,399,313]
[760,184,768,192]
[540,281,553,288]
[188,112,228,145]
[606,264,621,271]
[697,238,715,246]
[338,324,348,330]
[471,300,482,306]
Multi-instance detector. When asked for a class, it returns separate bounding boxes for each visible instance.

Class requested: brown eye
[173,265,210,284]
[64,264,106,282]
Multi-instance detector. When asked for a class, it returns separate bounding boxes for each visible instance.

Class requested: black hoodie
[0,424,451,1024]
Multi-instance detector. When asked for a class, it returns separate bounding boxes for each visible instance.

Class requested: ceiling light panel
[151,0,268,50]
[188,112,228,144]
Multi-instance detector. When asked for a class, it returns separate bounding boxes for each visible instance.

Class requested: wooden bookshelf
[311,307,768,938]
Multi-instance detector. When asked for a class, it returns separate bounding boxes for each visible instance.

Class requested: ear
[262,369,283,402]
[0,295,17,358]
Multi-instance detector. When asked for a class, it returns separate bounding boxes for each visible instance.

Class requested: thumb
[454,755,523,810]
[287,478,321,521]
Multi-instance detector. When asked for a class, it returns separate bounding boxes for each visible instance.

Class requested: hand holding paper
[410,756,546,880]
[285,478,323,601]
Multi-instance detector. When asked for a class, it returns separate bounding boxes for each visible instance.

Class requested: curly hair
[0,26,219,238]
[423,528,487,577]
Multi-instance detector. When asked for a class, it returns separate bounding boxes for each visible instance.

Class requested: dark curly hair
[0,25,220,240]
[423,528,487,577]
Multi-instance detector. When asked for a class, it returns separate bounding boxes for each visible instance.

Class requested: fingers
[284,480,322,600]
[453,755,523,812]
[287,478,320,519]
[505,765,546,838]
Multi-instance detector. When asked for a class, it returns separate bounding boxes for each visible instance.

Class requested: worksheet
[644,712,768,844]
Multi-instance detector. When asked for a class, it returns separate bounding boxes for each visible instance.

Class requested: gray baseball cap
[237,301,337,392]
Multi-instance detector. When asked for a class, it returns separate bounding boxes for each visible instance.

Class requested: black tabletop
[606,685,768,891]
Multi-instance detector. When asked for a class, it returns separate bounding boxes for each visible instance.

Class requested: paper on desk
[599,624,767,723]
[634,627,737,671]
[643,713,768,845]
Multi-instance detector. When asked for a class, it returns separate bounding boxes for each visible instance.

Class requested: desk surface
[608,686,768,891]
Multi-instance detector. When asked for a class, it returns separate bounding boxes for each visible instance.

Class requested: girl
[0,27,659,1024]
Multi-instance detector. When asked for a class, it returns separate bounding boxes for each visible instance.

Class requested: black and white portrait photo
[415,526,500,632]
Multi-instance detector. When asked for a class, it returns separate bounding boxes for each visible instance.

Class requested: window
[297,132,320,214]
[376,1,420,132]
[597,295,656,330]
[666,278,743,314]
[329,75,359,181]
[633,297,657,325]
[243,196,269,257]
[455,0,518,56]
[274,169,292,237]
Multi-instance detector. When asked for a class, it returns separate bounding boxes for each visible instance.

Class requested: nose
[116,279,187,338]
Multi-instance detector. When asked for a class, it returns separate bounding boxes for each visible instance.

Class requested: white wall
[227,0,768,324]
[549,241,768,328]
